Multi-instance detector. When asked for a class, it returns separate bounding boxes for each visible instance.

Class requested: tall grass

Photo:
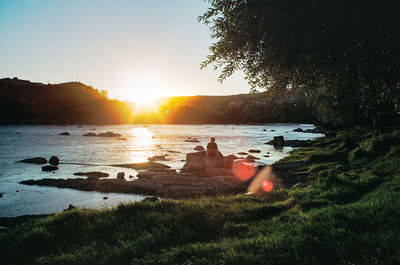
[1,130,400,264]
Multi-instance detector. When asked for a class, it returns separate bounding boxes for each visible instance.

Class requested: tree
[199,0,400,127]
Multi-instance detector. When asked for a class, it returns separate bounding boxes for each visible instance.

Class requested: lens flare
[232,160,256,181]
[261,180,274,192]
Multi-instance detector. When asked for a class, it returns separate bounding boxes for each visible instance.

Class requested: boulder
[237,152,248,155]
[73,171,109,178]
[181,151,234,176]
[293,128,304,132]
[248,149,261,153]
[0,193,2,198]
[83,133,97,136]
[303,127,323,133]
[97,132,121,137]
[103,197,108,200]
[117,172,125,180]
[194,145,205,151]
[273,136,284,147]
[42,165,58,171]
[59,132,70,136]
[265,139,309,148]
[49,156,60,165]
[19,157,47,164]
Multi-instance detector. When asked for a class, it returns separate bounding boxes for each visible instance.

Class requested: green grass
[1,130,400,264]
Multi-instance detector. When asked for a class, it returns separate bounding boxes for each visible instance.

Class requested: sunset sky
[0,0,251,102]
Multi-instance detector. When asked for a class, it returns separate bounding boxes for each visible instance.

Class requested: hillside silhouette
[0,78,315,124]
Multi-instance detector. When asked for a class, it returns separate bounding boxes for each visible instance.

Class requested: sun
[128,78,163,105]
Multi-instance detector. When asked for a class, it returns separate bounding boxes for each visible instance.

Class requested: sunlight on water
[128,127,155,163]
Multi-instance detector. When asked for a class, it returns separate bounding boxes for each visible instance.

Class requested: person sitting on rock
[206,137,218,158]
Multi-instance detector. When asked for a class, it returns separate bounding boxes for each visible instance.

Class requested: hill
[0,78,133,124]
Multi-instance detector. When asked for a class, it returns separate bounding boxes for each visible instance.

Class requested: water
[0,124,323,217]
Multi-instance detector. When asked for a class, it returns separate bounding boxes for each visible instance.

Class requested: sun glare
[129,78,163,105]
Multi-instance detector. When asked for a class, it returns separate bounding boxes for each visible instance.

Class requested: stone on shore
[293,128,304,132]
[246,155,259,160]
[42,165,58,171]
[49,156,60,165]
[19,157,47,164]
[142,196,159,202]
[59,132,70,136]
[265,139,310,148]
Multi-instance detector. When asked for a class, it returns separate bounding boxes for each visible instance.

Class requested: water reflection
[128,127,155,163]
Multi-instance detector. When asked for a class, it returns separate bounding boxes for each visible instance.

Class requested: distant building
[100,90,108,98]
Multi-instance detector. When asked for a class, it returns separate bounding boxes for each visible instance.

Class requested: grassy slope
[1,130,400,265]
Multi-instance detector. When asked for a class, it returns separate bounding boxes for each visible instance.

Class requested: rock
[42,165,59,171]
[83,133,97,136]
[246,155,259,160]
[184,137,200,143]
[167,150,181,153]
[265,139,309,147]
[49,156,60,165]
[194,146,205,151]
[59,132,70,136]
[293,128,304,132]
[263,155,270,157]
[117,137,127,140]
[19,157,47,164]
[248,149,261,153]
[226,154,239,160]
[271,129,276,132]
[117,172,125,180]
[142,196,159,202]
[237,152,248,155]
[111,162,170,170]
[66,204,76,210]
[273,136,284,148]
[148,155,168,161]
[78,125,83,127]
[129,175,134,179]
[303,127,323,133]
[73,171,109,179]
[16,190,20,192]
[0,193,2,198]
[263,129,267,131]
[181,151,234,176]
[103,196,108,200]
[97,132,121,137]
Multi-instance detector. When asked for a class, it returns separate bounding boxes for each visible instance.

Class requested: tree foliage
[199,0,400,127]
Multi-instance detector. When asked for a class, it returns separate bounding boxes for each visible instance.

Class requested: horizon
[0,0,251,102]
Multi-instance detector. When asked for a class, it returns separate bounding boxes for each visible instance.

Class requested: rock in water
[293,128,304,132]
[246,155,259,160]
[117,172,125,180]
[142,196,159,202]
[83,133,97,136]
[73,171,109,178]
[97,132,121,137]
[42,165,59,171]
[194,145,205,151]
[0,193,3,198]
[184,137,200,143]
[248,149,261,153]
[49,156,60,165]
[103,197,108,200]
[237,152,248,155]
[59,132,70,136]
[19,157,47,164]
[273,136,284,148]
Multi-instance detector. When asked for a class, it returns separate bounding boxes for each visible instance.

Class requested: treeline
[0,78,315,125]
[133,92,315,124]
[0,78,133,124]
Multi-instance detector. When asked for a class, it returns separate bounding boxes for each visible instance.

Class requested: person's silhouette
[206,137,218,158]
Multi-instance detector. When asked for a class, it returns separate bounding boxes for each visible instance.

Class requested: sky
[0,0,251,102]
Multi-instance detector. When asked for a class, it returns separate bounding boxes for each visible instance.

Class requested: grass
[1,129,400,264]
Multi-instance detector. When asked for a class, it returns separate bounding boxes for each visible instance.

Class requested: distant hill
[0,78,133,124]
[0,78,315,124]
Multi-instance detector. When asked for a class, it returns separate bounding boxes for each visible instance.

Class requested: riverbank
[1,129,399,264]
